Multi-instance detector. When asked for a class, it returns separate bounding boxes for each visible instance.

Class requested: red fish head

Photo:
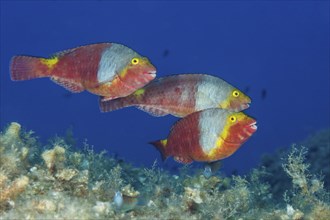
[119,57,156,95]
[222,89,251,112]
[219,112,257,156]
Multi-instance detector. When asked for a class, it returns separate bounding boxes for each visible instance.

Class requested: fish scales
[195,75,233,110]
[166,111,205,163]
[198,109,227,154]
[135,75,198,115]
[99,74,251,117]
[150,108,257,164]
[10,43,156,100]
[51,43,109,86]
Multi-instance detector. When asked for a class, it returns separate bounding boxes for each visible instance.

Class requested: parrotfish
[150,108,257,164]
[10,43,156,100]
[99,74,251,117]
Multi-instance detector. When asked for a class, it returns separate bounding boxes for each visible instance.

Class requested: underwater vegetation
[0,122,329,219]
[261,129,330,202]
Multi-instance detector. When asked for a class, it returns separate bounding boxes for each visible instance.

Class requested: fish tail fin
[149,139,169,161]
[10,56,54,81]
[99,96,131,112]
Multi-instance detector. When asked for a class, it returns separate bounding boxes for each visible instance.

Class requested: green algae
[0,122,329,219]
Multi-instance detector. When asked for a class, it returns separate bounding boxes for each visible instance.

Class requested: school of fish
[10,42,257,165]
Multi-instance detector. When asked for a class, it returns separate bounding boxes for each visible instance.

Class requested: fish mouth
[242,121,257,137]
[231,102,250,112]
[248,121,257,131]
[146,70,156,78]
[240,103,250,111]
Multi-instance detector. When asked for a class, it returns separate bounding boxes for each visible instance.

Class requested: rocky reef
[0,122,329,219]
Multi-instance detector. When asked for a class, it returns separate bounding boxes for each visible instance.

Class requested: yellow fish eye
[229,115,237,123]
[232,90,240,97]
[131,58,140,65]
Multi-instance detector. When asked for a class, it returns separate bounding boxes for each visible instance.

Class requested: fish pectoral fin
[174,156,193,164]
[136,105,169,117]
[100,96,118,102]
[51,77,84,93]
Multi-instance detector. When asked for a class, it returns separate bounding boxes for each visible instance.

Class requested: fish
[203,161,222,178]
[163,49,170,58]
[99,74,251,117]
[113,184,140,212]
[113,191,139,212]
[113,191,124,209]
[10,43,156,100]
[203,165,213,179]
[261,88,267,100]
[149,108,257,164]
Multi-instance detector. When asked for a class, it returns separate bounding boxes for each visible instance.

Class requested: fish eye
[232,90,240,97]
[131,58,139,65]
[229,116,237,123]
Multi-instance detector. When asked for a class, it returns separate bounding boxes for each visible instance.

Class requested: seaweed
[0,122,329,219]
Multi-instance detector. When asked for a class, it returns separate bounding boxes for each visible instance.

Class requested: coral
[282,146,310,194]
[55,168,78,181]
[307,203,330,219]
[261,129,330,200]
[0,174,29,207]
[0,122,329,219]
[4,122,21,141]
[41,145,66,173]
[32,199,57,213]
[302,129,330,188]
[121,184,140,197]
[183,187,203,214]
[92,201,113,217]
[183,174,221,192]
[282,145,329,217]
[113,184,140,212]
[0,122,31,175]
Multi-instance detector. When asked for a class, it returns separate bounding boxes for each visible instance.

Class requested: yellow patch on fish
[134,88,145,97]
[160,139,167,147]
[218,98,231,109]
[209,113,245,158]
[119,66,129,78]
[215,115,233,144]
[40,56,59,69]
[209,134,226,159]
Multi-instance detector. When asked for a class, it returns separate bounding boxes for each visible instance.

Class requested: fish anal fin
[51,77,84,93]
[174,156,193,164]
[136,105,169,117]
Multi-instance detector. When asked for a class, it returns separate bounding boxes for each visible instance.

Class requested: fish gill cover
[1,1,329,219]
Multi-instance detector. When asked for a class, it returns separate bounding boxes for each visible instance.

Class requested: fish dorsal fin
[51,77,84,93]
[174,156,193,164]
[53,46,82,57]
[136,105,169,117]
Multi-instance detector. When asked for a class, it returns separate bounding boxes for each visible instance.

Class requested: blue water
[1,1,329,174]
